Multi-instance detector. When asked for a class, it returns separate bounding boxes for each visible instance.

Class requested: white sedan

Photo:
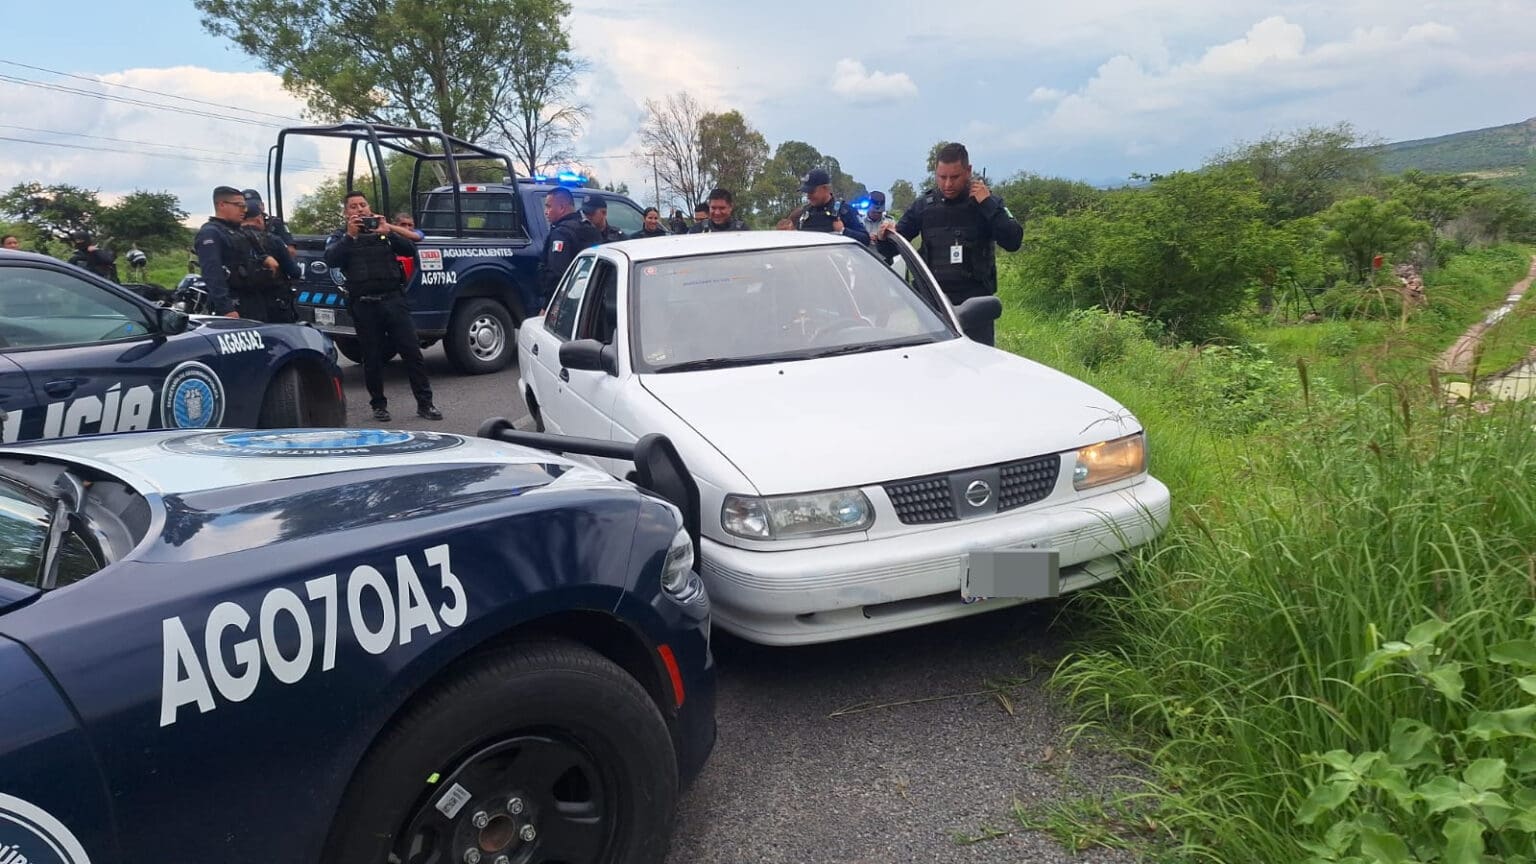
[516,231,1171,645]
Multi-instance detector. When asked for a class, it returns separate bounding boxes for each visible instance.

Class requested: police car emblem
[162,429,465,458]
[161,361,225,429]
[309,261,328,275]
[0,793,94,864]
[330,267,347,286]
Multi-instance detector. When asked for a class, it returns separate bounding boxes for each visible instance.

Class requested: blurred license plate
[314,308,335,326]
[962,549,1060,601]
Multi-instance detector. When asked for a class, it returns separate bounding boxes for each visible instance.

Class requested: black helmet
[126,248,148,267]
[70,229,91,246]
[242,188,264,219]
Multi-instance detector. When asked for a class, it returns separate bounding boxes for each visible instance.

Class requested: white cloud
[1028,86,1065,103]
[829,59,918,104]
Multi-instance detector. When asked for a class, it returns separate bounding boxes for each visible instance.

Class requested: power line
[0,74,284,128]
[0,134,333,174]
[0,59,308,124]
[0,123,329,169]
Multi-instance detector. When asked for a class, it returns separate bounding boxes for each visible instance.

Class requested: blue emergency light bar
[528,170,589,186]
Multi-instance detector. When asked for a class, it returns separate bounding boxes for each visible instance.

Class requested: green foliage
[1059,307,1160,369]
[286,173,348,236]
[1211,123,1381,221]
[991,172,1102,224]
[888,179,917,212]
[0,182,104,239]
[1186,343,1302,432]
[96,190,190,252]
[1018,166,1271,340]
[194,0,576,143]
[1320,197,1431,280]
[698,110,769,206]
[1376,117,1536,178]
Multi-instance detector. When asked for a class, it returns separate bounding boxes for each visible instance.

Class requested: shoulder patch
[200,238,216,246]
[551,240,565,252]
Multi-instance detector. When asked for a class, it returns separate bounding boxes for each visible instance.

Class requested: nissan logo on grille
[310,261,328,275]
[964,480,992,508]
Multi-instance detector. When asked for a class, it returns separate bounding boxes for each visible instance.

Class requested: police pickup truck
[271,123,647,375]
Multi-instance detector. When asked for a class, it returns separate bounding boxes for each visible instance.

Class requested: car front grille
[883,453,1062,525]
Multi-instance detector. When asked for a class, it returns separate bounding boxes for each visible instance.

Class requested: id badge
[950,244,964,264]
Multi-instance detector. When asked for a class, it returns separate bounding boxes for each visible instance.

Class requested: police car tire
[257,366,303,427]
[323,639,679,864]
[446,297,514,374]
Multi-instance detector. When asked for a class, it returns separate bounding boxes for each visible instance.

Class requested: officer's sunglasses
[217,198,245,210]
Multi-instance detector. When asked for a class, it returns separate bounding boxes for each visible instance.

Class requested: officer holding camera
[324,190,441,423]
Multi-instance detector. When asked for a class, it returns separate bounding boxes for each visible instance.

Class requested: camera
[360,216,380,231]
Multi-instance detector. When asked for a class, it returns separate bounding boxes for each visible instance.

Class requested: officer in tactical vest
[241,190,302,323]
[192,186,258,317]
[539,186,603,306]
[581,194,626,243]
[778,169,871,245]
[68,231,120,282]
[891,142,1023,346]
[689,188,749,233]
[325,190,442,422]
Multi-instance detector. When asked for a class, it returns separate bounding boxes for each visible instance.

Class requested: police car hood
[0,428,618,496]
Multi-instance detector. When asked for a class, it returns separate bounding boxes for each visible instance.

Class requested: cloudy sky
[2,0,1533,223]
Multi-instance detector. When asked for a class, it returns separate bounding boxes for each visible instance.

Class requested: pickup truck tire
[333,335,396,365]
[322,640,678,864]
[447,297,514,374]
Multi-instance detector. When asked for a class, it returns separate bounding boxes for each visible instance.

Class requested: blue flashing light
[556,170,587,186]
[532,174,550,182]
[851,196,872,213]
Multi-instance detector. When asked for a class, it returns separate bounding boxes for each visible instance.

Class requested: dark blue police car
[0,249,346,443]
[0,422,714,863]
[271,123,647,376]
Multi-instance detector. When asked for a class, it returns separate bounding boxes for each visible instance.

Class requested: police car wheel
[323,640,678,864]
[446,298,514,374]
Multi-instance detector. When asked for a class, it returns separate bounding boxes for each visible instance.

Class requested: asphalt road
[338,350,1135,864]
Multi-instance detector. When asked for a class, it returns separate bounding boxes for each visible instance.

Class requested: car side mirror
[559,338,618,376]
[955,296,1002,343]
[156,307,190,336]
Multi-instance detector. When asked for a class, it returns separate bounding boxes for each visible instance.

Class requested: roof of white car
[599,230,861,262]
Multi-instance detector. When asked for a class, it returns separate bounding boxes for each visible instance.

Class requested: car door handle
[531,343,539,356]
[43,378,80,398]
[559,368,569,382]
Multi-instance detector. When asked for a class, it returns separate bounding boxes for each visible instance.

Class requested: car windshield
[630,244,955,372]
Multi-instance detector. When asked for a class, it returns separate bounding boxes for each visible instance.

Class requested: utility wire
[0,59,308,124]
[0,123,329,169]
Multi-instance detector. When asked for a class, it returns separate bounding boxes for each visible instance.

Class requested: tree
[924,140,950,179]
[991,172,1102,224]
[194,0,575,142]
[0,182,103,239]
[98,190,190,252]
[1381,169,1473,231]
[1209,123,1381,222]
[749,140,825,225]
[888,179,917,212]
[489,14,588,177]
[698,110,768,201]
[639,91,709,214]
[287,173,349,236]
[1319,197,1430,280]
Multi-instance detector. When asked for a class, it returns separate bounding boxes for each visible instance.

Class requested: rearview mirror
[559,338,618,376]
[157,307,190,336]
[955,296,1002,342]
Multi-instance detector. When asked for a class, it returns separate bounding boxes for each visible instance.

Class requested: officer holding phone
[887,142,1023,346]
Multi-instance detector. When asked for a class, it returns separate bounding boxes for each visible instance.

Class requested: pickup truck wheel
[333,336,395,365]
[447,297,514,374]
[322,640,678,864]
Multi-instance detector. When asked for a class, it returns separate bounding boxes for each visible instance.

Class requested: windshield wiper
[806,336,937,359]
[652,357,771,373]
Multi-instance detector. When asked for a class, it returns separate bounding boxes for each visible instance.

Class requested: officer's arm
[386,230,417,256]
[540,230,576,296]
[840,207,870,244]
[895,201,922,240]
[323,229,351,268]
[983,196,1024,252]
[272,240,303,280]
[193,230,236,315]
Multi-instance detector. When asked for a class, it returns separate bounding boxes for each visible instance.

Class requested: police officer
[68,230,120,282]
[891,143,1023,346]
[688,188,749,233]
[242,188,295,253]
[636,207,670,238]
[325,190,442,423]
[539,186,602,306]
[779,169,870,244]
[241,191,302,323]
[1,235,19,250]
[581,194,626,243]
[193,186,258,317]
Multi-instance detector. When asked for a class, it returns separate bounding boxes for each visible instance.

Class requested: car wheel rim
[468,315,505,362]
[393,734,615,864]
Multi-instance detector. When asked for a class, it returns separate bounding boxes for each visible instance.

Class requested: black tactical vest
[915,193,987,287]
[342,234,405,294]
[797,202,840,233]
[202,219,262,288]
[241,228,284,293]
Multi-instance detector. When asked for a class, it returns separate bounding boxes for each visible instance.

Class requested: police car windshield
[633,245,954,373]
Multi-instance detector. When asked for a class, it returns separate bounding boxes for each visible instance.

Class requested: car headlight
[722,489,873,540]
[660,526,705,604]
[1073,432,1147,491]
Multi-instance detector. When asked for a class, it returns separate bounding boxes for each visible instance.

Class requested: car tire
[334,335,396,365]
[446,297,514,374]
[323,640,678,864]
[257,366,303,427]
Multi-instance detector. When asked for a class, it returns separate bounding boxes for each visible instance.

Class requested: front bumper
[701,477,1172,645]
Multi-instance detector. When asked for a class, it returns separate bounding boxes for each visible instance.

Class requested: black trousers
[233,286,270,322]
[350,292,432,410]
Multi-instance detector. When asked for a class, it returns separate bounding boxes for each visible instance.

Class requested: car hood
[0,428,617,496]
[640,339,1141,494]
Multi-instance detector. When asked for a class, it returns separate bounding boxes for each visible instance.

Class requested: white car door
[558,256,624,444]
[523,254,596,433]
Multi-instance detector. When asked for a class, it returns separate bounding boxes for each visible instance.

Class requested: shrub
[1061,307,1158,369]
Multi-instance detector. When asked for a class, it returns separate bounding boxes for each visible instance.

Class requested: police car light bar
[556,171,587,186]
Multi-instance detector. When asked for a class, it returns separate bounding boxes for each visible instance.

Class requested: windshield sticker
[0,793,94,864]
[160,544,467,726]
[161,429,465,458]
[161,362,226,429]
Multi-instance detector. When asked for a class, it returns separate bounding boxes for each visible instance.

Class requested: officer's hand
[832,218,844,233]
[374,215,390,236]
[971,180,991,203]
[346,216,362,238]
[263,256,279,272]
[775,219,794,231]
[224,311,240,319]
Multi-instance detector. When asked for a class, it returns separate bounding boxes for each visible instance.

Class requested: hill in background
[1376,116,1536,196]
